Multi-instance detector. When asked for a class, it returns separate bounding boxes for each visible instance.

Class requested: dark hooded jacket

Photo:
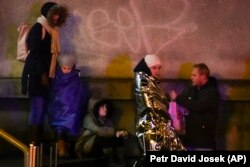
[176,77,220,149]
[75,99,116,155]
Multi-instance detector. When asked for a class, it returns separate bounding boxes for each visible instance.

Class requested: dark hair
[193,63,210,78]
[41,2,57,18]
[47,4,68,27]
[133,58,151,75]
[93,99,113,118]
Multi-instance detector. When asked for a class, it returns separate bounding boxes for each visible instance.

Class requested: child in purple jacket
[48,54,89,157]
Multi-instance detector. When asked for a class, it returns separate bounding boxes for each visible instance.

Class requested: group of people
[21,2,129,164]
[133,54,220,156]
[21,1,79,157]
[20,1,221,166]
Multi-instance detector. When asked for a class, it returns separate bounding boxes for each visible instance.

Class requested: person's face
[191,67,204,86]
[61,66,72,74]
[99,104,107,117]
[53,13,60,23]
[149,64,161,79]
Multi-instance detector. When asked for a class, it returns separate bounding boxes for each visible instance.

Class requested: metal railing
[0,129,30,167]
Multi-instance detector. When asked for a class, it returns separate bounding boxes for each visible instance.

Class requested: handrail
[0,129,29,167]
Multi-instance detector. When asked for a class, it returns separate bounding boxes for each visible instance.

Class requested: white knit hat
[58,54,76,67]
[144,54,161,67]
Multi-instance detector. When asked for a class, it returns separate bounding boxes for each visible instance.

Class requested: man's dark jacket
[176,77,220,149]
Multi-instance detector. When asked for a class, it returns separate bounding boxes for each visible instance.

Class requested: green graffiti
[105,54,133,98]
[4,2,43,77]
[178,62,193,79]
[26,2,43,25]
[105,54,133,78]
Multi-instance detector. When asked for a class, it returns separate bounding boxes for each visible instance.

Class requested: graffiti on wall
[1,0,250,79]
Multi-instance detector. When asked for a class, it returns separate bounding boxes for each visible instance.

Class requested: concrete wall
[0,78,250,157]
[0,0,250,79]
[0,0,250,156]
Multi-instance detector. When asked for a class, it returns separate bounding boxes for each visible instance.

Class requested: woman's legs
[28,96,47,144]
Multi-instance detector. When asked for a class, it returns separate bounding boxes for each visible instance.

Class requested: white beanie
[144,54,161,67]
[58,54,76,67]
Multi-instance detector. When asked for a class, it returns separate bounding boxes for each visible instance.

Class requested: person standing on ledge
[21,2,68,145]
[47,54,89,158]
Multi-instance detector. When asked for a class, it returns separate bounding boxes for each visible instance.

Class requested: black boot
[29,125,44,145]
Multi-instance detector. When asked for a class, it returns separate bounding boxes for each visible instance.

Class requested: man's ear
[201,74,207,82]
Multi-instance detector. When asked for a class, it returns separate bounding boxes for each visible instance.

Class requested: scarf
[37,16,60,78]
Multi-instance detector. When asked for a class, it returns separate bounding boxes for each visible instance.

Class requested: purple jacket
[48,66,89,137]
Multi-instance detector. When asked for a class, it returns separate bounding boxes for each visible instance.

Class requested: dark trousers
[28,96,47,144]
[89,136,124,156]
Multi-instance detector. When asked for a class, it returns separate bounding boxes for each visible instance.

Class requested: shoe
[57,140,70,158]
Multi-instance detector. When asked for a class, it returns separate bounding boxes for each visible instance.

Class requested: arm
[84,113,115,137]
[134,72,168,115]
[176,87,220,112]
[133,72,150,115]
